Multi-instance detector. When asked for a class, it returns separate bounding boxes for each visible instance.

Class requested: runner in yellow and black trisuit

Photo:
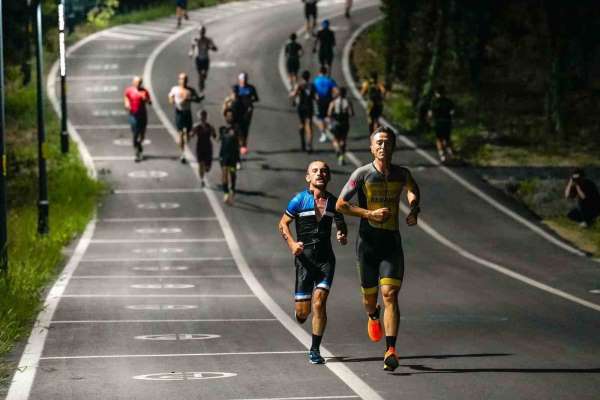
[336,126,420,372]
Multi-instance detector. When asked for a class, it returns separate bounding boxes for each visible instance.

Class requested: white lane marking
[134,333,221,341]
[5,220,97,400]
[589,289,600,294]
[129,25,176,34]
[66,75,131,81]
[134,371,237,381]
[74,124,163,129]
[102,217,217,222]
[132,248,184,254]
[71,275,241,279]
[99,30,149,41]
[135,227,183,234]
[127,304,197,310]
[128,170,168,178]
[41,351,305,361]
[342,17,586,257]
[69,54,150,59]
[338,17,600,313]
[113,27,170,38]
[211,61,236,68]
[70,99,122,104]
[91,238,223,243]
[93,156,135,161]
[86,63,119,70]
[92,110,128,117]
[230,397,359,400]
[51,318,276,324]
[133,266,189,271]
[137,202,180,209]
[113,138,152,146]
[80,257,232,262]
[85,85,118,93]
[144,8,384,400]
[131,284,195,289]
[114,188,204,194]
[106,44,136,50]
[60,294,254,298]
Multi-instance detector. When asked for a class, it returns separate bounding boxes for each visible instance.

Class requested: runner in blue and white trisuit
[279,160,347,364]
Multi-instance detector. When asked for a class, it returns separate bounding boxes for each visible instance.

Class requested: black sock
[222,183,228,193]
[385,336,396,350]
[310,334,322,351]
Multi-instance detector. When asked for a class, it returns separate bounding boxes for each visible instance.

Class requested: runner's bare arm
[405,171,420,226]
[336,171,390,222]
[278,214,304,256]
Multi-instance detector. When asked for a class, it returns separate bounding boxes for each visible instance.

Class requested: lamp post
[58,0,68,154]
[34,1,49,235]
[0,0,8,271]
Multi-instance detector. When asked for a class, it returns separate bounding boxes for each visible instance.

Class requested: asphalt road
[6,0,600,399]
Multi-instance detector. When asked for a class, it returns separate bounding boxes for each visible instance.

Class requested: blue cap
[322,19,329,28]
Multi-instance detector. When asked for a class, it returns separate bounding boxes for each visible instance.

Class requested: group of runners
[124,3,425,371]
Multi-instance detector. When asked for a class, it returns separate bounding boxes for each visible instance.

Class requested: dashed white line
[90,238,224,243]
[72,124,163,130]
[80,257,232,262]
[101,217,217,222]
[70,275,242,279]
[50,318,277,324]
[60,294,254,298]
[112,188,206,194]
[40,350,306,361]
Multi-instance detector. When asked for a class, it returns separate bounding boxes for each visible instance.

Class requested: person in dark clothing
[313,19,336,71]
[427,86,455,163]
[219,109,240,205]
[285,33,303,88]
[190,110,216,187]
[564,168,600,228]
[231,72,259,156]
[290,70,316,153]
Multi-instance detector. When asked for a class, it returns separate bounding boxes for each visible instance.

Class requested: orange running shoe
[367,305,382,342]
[383,347,399,371]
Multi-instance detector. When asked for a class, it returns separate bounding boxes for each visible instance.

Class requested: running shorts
[316,97,331,119]
[294,245,335,301]
[195,57,210,73]
[175,109,193,132]
[434,121,452,141]
[333,121,349,141]
[356,232,404,294]
[176,0,187,8]
[286,57,300,75]
[368,103,383,121]
[297,106,313,122]
[305,3,317,19]
[129,113,147,136]
[319,50,333,67]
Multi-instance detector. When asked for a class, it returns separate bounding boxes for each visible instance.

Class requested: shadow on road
[327,353,512,364]
[391,364,600,376]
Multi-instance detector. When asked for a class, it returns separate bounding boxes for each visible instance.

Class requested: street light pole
[58,0,68,154]
[34,1,49,235]
[0,0,8,272]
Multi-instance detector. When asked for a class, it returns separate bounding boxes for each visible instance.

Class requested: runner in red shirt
[124,76,152,162]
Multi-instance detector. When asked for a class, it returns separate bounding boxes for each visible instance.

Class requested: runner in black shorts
[313,19,335,70]
[190,110,216,187]
[290,70,316,152]
[285,33,303,88]
[336,127,420,372]
[328,86,354,165]
[219,109,240,205]
[302,0,319,37]
[279,160,347,365]
[427,86,456,163]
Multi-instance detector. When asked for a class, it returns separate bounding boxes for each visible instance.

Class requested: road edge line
[5,219,97,400]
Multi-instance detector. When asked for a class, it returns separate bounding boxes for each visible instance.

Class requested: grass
[351,21,600,256]
[0,0,246,389]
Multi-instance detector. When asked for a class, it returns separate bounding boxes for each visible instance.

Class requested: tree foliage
[381,0,600,144]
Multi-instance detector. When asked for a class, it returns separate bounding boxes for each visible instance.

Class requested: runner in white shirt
[168,73,203,163]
